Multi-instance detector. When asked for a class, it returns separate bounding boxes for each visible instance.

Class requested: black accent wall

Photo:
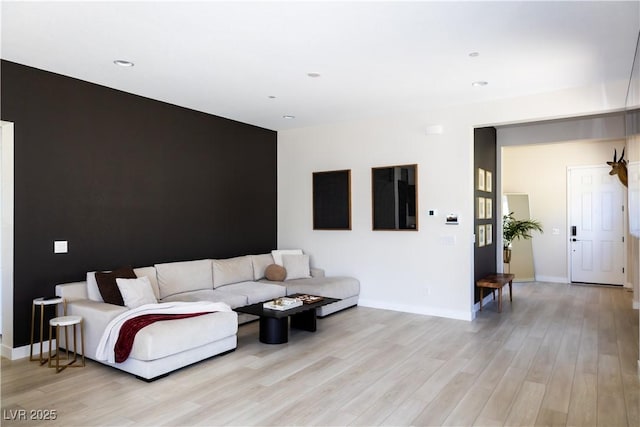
[1,60,277,347]
[473,127,497,302]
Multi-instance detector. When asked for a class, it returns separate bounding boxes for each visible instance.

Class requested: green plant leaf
[502,212,543,248]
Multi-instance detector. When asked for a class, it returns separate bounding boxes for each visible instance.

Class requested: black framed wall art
[372,164,418,230]
[312,169,352,230]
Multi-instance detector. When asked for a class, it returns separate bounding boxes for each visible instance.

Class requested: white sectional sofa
[55,252,359,380]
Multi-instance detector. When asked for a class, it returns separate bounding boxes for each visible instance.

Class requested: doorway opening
[500,134,627,286]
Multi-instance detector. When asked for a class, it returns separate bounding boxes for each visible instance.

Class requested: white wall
[279,115,474,319]
[278,79,630,321]
[502,139,626,283]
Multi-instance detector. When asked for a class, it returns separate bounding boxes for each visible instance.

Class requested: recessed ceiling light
[282,115,296,119]
[468,52,480,57]
[307,72,321,78]
[471,81,488,87]
[113,59,134,67]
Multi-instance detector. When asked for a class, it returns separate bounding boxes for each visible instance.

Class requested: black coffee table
[234,294,339,344]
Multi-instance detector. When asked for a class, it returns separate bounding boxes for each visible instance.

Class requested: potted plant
[502,212,543,263]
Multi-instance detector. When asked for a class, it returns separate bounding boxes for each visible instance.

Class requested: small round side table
[30,297,66,365]
[48,315,85,373]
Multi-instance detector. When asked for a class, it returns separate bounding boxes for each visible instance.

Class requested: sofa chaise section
[56,279,238,381]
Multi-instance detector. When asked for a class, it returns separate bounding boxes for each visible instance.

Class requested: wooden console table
[476,273,515,313]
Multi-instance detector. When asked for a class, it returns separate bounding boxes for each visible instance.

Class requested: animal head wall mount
[607,148,628,187]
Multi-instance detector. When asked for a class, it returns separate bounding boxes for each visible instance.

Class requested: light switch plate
[54,241,68,254]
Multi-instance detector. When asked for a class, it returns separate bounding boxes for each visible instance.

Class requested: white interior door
[569,166,625,285]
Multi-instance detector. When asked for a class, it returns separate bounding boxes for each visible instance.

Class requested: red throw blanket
[114,312,212,363]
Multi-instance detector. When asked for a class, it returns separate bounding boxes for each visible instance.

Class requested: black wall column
[473,127,498,303]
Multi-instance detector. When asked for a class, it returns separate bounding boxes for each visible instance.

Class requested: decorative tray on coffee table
[262,294,326,310]
[263,297,303,311]
[296,294,324,304]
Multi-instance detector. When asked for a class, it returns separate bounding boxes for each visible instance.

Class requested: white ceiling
[2,1,639,131]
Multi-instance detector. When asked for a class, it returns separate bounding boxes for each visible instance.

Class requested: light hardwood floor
[1,282,638,426]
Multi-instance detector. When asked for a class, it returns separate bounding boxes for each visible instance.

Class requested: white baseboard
[1,340,55,360]
[358,299,473,321]
[1,342,14,359]
[535,275,569,283]
[359,289,520,321]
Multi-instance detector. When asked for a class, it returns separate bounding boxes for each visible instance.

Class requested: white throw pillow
[116,276,157,309]
[271,249,303,266]
[282,254,311,280]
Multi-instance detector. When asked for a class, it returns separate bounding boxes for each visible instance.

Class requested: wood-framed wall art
[478,224,486,247]
[372,164,418,230]
[485,170,492,193]
[485,197,492,219]
[312,169,352,230]
[477,168,486,191]
[476,165,494,247]
[477,197,485,219]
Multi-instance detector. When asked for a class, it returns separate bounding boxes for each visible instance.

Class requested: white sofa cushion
[129,311,238,361]
[155,259,213,299]
[116,277,158,309]
[220,281,286,304]
[160,289,249,308]
[212,256,254,288]
[208,289,252,308]
[250,253,275,280]
[271,249,302,266]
